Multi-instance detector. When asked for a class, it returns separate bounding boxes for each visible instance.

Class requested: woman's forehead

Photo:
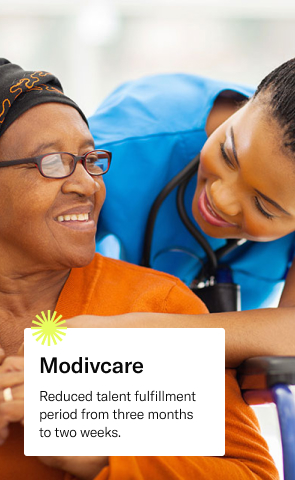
[0,103,93,158]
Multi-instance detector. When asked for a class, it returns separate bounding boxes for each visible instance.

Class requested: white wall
[0,0,294,115]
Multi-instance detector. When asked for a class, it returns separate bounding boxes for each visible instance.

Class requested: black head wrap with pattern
[0,58,88,137]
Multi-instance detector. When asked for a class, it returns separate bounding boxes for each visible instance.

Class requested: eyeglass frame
[0,149,112,179]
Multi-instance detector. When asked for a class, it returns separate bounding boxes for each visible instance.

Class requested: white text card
[24,328,224,456]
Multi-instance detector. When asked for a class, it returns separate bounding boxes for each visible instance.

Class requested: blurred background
[1,0,295,116]
[1,0,294,476]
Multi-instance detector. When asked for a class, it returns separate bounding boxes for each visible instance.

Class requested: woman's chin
[59,247,96,270]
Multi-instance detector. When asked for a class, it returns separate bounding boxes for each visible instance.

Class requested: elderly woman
[0,59,277,480]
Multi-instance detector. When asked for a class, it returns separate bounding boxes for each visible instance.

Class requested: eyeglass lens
[41,151,109,178]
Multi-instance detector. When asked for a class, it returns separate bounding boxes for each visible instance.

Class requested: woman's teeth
[57,213,89,222]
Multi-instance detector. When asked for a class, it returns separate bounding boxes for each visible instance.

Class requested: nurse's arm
[67,296,295,370]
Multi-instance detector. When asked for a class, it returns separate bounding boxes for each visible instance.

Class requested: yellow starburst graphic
[31,310,67,346]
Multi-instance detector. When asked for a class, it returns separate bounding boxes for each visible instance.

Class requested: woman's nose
[61,161,101,197]
[210,179,241,217]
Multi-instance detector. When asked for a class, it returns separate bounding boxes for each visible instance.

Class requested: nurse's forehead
[231,103,289,159]
[225,104,295,200]
[232,119,295,179]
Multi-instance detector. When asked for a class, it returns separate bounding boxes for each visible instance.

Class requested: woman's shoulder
[80,253,208,315]
[97,252,190,287]
[67,252,191,291]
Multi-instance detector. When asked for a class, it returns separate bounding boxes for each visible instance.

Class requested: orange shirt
[0,254,278,480]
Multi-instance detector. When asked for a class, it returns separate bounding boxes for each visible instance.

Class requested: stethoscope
[141,153,247,288]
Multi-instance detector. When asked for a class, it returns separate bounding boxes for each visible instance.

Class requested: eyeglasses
[0,149,112,179]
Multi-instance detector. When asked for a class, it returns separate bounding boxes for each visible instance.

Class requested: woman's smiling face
[192,100,295,241]
[0,103,106,272]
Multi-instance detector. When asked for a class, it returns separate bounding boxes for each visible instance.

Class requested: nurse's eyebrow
[254,189,291,216]
[230,127,240,167]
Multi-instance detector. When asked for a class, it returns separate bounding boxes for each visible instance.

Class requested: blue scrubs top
[89,73,295,311]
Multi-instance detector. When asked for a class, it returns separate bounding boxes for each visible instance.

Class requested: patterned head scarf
[0,58,88,137]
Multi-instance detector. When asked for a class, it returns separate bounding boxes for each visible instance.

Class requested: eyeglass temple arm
[0,158,40,167]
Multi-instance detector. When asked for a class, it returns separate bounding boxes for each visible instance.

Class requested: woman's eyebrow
[29,142,57,157]
[230,127,240,167]
[254,189,291,216]
[29,140,95,157]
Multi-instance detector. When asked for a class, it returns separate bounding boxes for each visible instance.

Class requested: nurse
[89,58,295,366]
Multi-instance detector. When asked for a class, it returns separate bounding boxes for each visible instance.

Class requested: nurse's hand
[38,456,108,480]
[0,355,24,445]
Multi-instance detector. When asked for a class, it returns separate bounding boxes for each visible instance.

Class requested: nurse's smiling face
[192,100,295,241]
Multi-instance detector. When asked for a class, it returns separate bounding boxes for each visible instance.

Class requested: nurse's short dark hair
[253,58,295,155]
